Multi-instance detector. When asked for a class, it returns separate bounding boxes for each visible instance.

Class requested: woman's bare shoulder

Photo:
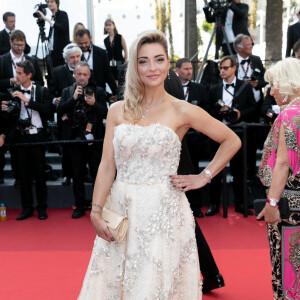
[107,101,124,125]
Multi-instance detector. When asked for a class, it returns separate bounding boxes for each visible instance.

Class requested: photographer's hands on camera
[244,78,258,89]
[219,105,241,122]
[1,90,28,111]
[74,86,95,106]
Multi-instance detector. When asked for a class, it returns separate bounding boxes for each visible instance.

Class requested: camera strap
[240,61,251,79]
[232,81,248,104]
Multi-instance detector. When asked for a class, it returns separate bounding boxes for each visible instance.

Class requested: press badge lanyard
[11,55,25,70]
[83,47,92,63]
[184,86,190,101]
[240,62,251,79]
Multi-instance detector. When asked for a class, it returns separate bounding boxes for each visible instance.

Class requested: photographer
[207,56,256,214]
[0,12,31,55]
[1,60,52,220]
[203,0,251,57]
[234,34,267,180]
[35,0,70,67]
[0,30,44,93]
[75,29,117,102]
[48,43,82,185]
[57,62,107,218]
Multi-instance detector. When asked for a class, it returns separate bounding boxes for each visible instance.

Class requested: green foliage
[202,19,213,33]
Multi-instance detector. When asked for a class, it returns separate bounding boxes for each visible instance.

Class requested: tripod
[195,14,233,83]
[35,28,53,83]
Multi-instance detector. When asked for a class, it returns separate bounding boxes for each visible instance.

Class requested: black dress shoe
[193,207,204,218]
[202,273,225,294]
[205,204,220,216]
[16,209,34,220]
[235,205,254,215]
[72,209,85,219]
[62,177,71,186]
[37,209,48,220]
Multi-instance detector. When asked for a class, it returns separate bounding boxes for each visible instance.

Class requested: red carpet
[0,208,273,300]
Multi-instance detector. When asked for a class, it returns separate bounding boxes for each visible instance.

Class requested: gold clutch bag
[102,207,129,243]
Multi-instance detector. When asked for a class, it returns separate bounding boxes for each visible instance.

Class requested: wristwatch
[266,198,279,207]
[204,169,213,179]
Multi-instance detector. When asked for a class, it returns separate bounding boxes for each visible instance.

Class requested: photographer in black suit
[1,60,51,220]
[0,30,44,93]
[175,58,209,218]
[75,29,117,102]
[203,0,251,56]
[234,34,267,180]
[207,56,256,214]
[0,12,31,55]
[57,62,108,218]
[35,0,70,67]
[48,43,82,185]
[286,5,300,57]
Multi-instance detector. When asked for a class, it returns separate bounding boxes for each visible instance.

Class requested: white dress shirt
[222,77,236,125]
[20,84,43,129]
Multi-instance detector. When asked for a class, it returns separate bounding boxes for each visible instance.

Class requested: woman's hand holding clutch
[257,204,282,224]
[90,213,115,242]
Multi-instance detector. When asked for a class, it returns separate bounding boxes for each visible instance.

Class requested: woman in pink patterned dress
[258,57,300,300]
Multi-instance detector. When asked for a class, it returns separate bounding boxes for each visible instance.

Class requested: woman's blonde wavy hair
[264,57,300,96]
[122,30,168,122]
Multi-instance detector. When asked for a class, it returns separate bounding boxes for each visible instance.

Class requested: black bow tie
[241,59,250,65]
[22,90,31,94]
[225,83,235,89]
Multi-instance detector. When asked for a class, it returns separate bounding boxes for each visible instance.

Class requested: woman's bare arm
[171,101,241,191]
[90,102,121,242]
[257,123,290,223]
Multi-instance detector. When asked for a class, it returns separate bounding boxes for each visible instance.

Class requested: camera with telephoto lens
[33,3,48,40]
[214,99,238,123]
[68,83,96,128]
[4,87,22,116]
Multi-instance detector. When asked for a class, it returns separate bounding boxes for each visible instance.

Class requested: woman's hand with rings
[170,173,210,192]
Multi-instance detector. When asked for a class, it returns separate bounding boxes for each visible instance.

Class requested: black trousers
[0,145,5,178]
[14,131,47,210]
[195,219,219,278]
[65,142,102,210]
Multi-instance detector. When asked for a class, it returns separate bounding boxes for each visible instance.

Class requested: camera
[33,3,48,18]
[208,0,232,16]
[4,87,22,116]
[249,68,261,81]
[33,3,48,40]
[66,83,96,128]
[18,118,32,131]
[214,99,238,123]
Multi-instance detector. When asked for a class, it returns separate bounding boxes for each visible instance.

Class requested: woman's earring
[167,70,170,80]
[283,96,288,103]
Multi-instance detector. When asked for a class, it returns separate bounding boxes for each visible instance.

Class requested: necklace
[141,93,168,118]
[285,96,300,110]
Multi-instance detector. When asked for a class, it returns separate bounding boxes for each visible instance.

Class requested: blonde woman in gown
[78,30,241,300]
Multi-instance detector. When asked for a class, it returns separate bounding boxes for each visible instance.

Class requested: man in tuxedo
[286,6,300,57]
[75,29,117,101]
[1,60,51,220]
[0,12,31,55]
[164,67,225,294]
[0,30,44,93]
[35,0,70,67]
[48,43,82,185]
[233,34,267,179]
[203,0,251,57]
[207,55,256,214]
[57,62,108,218]
[175,58,210,217]
[0,30,44,186]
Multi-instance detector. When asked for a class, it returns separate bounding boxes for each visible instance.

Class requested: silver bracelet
[204,169,213,179]
[92,203,103,210]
